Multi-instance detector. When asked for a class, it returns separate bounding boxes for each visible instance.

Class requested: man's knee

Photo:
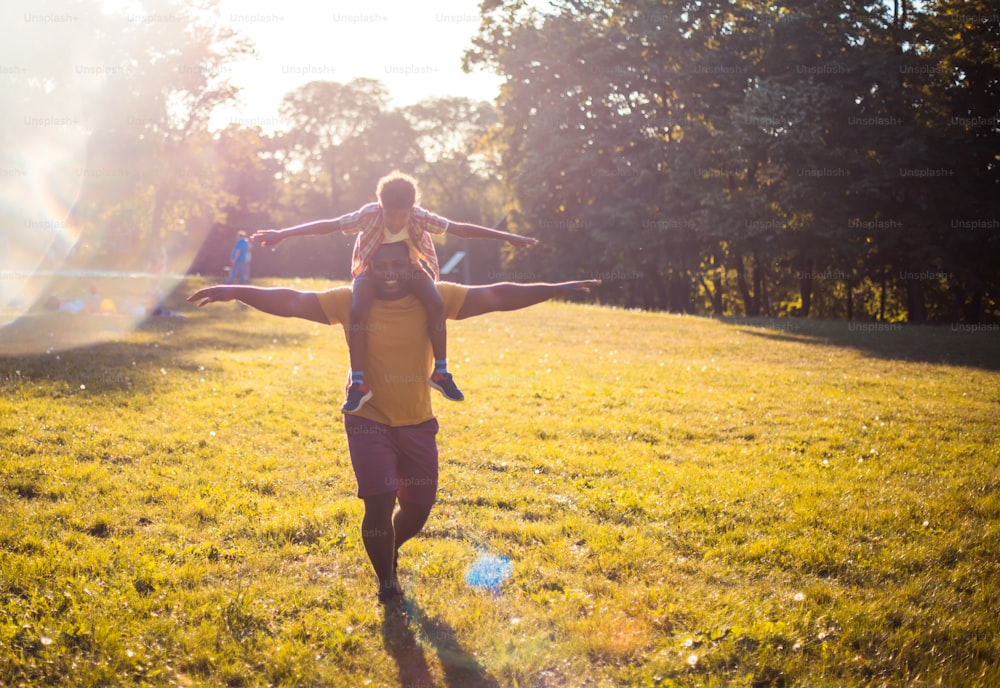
[362,492,396,521]
[397,499,433,522]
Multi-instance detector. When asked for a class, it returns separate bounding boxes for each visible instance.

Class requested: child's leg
[349,274,376,378]
[346,273,377,409]
[409,268,464,401]
[408,267,447,365]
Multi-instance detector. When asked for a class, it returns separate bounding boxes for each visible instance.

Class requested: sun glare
[213,0,505,132]
[0,0,511,354]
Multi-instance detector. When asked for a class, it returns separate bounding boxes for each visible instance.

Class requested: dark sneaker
[429,372,464,401]
[341,383,373,414]
[377,582,403,604]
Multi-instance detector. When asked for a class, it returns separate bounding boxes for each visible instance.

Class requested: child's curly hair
[376,170,418,210]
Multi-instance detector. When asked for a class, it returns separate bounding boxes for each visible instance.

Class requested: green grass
[2,277,998,687]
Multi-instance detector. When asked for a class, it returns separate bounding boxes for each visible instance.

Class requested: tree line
[5,0,997,322]
[466,0,999,322]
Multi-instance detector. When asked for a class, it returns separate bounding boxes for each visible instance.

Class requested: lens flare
[0,2,211,355]
[464,552,514,593]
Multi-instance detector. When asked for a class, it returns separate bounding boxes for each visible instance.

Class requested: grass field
[1,277,999,687]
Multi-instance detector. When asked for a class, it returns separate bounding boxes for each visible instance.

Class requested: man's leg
[392,418,439,572]
[362,491,400,600]
[393,499,433,558]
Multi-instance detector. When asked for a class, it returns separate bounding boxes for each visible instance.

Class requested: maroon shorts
[344,414,439,504]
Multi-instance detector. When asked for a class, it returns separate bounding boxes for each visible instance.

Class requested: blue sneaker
[341,382,373,414]
[429,372,464,401]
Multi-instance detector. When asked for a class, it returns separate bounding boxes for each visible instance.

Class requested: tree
[191,125,283,277]
[67,0,252,270]
[467,0,998,321]
[403,97,506,283]
[277,79,393,211]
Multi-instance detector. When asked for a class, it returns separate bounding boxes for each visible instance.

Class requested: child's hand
[507,235,539,249]
[251,229,283,248]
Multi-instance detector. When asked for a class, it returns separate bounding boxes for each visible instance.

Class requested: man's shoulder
[437,281,466,296]
[437,282,469,318]
[315,285,353,325]
[318,284,353,301]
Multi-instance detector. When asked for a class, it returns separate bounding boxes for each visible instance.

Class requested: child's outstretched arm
[251,218,347,249]
[446,222,539,249]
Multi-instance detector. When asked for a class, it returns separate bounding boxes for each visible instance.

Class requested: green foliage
[466,0,1000,322]
[1,277,999,685]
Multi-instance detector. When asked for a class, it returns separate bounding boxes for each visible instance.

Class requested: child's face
[381,206,411,233]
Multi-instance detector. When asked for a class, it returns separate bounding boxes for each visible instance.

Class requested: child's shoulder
[347,203,383,230]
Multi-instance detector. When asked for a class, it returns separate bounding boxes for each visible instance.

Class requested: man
[250,170,538,414]
[189,241,599,602]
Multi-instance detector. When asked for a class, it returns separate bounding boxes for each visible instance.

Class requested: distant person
[189,241,599,603]
[252,171,537,414]
[227,231,252,284]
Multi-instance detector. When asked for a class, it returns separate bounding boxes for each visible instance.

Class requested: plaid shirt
[334,202,450,279]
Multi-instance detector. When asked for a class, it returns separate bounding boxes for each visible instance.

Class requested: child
[227,231,252,284]
[252,171,537,414]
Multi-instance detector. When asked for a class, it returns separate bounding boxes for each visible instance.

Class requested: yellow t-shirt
[316,281,469,427]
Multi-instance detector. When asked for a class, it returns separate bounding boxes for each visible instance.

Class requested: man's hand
[553,279,601,297]
[188,286,237,308]
[251,229,283,248]
[506,234,540,249]
[456,279,601,319]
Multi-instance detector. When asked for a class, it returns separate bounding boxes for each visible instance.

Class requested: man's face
[369,242,414,300]
[382,206,410,233]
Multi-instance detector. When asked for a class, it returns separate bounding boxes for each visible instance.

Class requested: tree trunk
[734,251,758,316]
[846,278,854,320]
[798,259,813,317]
[752,252,766,316]
[699,272,725,316]
[645,260,669,311]
[967,288,983,324]
[668,271,691,313]
[879,266,887,321]
[906,279,927,323]
[712,272,725,315]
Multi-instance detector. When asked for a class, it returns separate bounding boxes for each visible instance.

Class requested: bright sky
[211,0,510,132]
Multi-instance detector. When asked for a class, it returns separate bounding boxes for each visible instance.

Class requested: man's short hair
[376,171,418,210]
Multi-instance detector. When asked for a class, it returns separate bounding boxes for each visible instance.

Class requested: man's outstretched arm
[188,285,328,324]
[456,280,601,320]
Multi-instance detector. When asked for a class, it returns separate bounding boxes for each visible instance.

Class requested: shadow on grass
[720,317,1000,372]
[381,598,501,688]
[0,302,325,392]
